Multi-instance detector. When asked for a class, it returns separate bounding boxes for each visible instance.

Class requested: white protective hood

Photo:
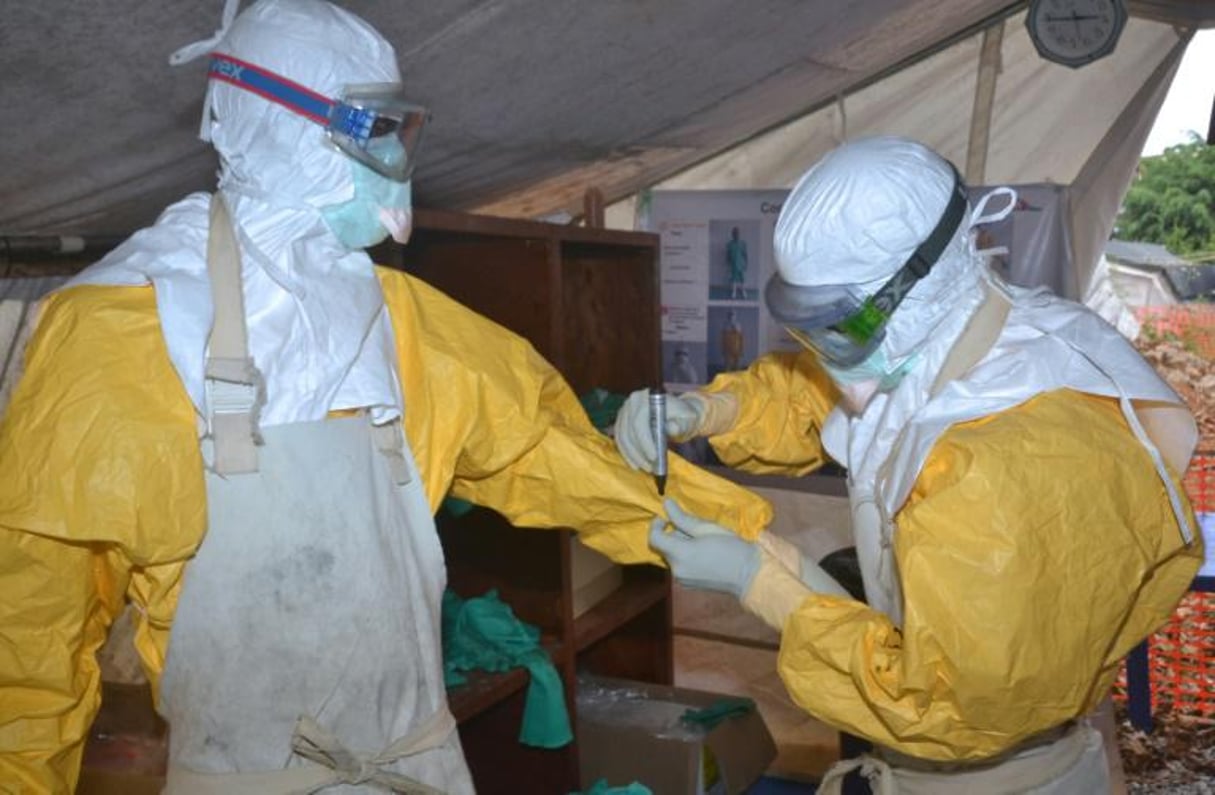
[774,137,991,387]
[69,0,403,426]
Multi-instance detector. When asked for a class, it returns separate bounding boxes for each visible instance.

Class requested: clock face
[1027,0,1127,68]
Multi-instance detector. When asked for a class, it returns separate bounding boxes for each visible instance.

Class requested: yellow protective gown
[702,349,1202,762]
[0,269,772,792]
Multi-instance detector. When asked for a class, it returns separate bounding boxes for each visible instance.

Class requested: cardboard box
[577,676,777,794]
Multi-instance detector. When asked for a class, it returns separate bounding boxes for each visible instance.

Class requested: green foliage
[1115,135,1215,258]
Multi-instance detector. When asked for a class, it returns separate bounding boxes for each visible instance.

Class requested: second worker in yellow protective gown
[615,137,1202,793]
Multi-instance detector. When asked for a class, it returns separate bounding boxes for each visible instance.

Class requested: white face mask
[835,379,882,414]
[379,206,413,244]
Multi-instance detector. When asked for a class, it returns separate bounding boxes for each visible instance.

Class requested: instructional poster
[640,190,792,391]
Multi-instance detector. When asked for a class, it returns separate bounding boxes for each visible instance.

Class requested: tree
[1115,135,1215,259]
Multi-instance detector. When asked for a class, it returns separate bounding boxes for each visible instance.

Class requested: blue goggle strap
[208,53,376,144]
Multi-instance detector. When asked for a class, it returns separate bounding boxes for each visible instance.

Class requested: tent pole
[1,235,124,265]
[966,20,1005,185]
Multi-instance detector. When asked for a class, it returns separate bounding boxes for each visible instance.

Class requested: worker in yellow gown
[615,137,1202,793]
[0,2,770,791]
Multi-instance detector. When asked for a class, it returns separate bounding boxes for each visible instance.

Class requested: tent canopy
[605,7,1207,297]
[3,0,1211,239]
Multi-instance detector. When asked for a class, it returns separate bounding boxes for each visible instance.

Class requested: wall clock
[1026,0,1128,69]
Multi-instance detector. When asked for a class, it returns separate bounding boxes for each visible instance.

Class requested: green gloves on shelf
[442,589,573,748]
[680,696,757,731]
[571,779,653,795]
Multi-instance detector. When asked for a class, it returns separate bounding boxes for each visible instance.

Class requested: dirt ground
[1122,332,1214,793]
[1118,702,1215,793]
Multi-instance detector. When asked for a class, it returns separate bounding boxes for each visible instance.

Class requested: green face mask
[320,159,411,250]
[822,348,918,392]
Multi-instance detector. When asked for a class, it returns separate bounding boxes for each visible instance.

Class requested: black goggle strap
[834,164,969,345]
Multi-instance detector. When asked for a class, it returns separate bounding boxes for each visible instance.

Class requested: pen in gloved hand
[649,388,668,495]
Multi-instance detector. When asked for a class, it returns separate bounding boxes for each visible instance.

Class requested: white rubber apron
[159,196,472,794]
[817,722,1109,795]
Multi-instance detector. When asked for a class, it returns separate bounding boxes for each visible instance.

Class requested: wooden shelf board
[573,577,668,652]
[447,667,531,724]
[411,207,658,249]
[447,639,564,723]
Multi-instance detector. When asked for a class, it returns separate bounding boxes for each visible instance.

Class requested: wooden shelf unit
[378,208,672,794]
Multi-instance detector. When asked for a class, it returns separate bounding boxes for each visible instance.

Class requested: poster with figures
[639,190,793,391]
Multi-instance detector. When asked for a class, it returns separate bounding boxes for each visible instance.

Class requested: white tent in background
[607,11,1194,303]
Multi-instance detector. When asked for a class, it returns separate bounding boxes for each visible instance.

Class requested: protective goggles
[208,53,429,182]
[765,166,968,368]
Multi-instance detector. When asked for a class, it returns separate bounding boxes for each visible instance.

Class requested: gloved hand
[613,390,706,472]
[648,499,760,599]
[756,532,852,599]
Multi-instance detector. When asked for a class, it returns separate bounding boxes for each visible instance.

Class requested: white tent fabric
[608,13,1191,300]
[1086,256,1146,340]
[1066,31,1189,298]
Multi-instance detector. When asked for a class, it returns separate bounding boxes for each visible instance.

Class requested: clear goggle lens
[784,319,884,369]
[327,87,430,182]
[767,276,887,368]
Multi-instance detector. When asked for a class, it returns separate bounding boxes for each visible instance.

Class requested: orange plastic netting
[1115,453,1215,719]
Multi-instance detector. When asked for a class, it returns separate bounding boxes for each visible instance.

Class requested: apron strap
[930,281,1012,398]
[370,418,413,486]
[205,192,265,475]
[291,708,455,793]
[165,706,457,795]
[817,755,897,795]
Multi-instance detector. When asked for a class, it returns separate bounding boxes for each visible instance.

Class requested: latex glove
[741,535,852,632]
[613,390,705,472]
[666,505,850,600]
[649,499,760,599]
[756,533,852,599]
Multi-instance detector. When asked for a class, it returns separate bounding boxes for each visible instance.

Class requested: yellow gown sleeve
[0,286,205,560]
[0,286,203,789]
[700,350,839,476]
[126,561,189,708]
[772,390,1201,761]
[0,532,129,793]
[379,269,772,564]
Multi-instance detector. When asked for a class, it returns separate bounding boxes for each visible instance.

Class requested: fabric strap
[930,281,1011,398]
[165,706,457,794]
[371,419,412,486]
[205,193,265,474]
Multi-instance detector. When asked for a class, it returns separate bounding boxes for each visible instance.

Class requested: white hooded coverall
[0,2,775,791]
